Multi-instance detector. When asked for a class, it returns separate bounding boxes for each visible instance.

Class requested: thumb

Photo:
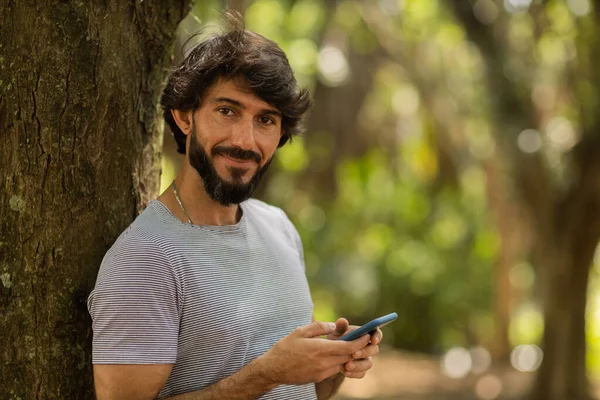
[297,321,337,338]
[331,318,349,337]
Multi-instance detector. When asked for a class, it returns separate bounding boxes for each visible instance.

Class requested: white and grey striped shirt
[88,199,316,399]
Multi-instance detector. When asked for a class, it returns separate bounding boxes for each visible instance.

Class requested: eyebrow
[212,97,282,118]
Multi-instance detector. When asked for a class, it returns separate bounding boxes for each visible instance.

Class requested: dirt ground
[332,348,533,400]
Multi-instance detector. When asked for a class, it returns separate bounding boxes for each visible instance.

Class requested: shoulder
[97,201,180,282]
[242,198,297,231]
[107,201,180,255]
[242,198,287,219]
[243,198,304,254]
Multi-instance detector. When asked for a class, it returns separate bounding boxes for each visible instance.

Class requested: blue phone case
[338,312,398,341]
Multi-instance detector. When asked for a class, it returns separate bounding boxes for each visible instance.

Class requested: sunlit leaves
[538,34,574,68]
[357,224,395,262]
[156,0,600,372]
[403,138,438,183]
[473,230,500,261]
[430,207,468,249]
[506,13,535,55]
[460,167,487,208]
[404,0,439,25]
[287,0,325,37]
[174,0,512,354]
[546,0,577,35]
[276,137,309,172]
[335,1,362,31]
[465,119,496,160]
[245,0,285,42]
[298,204,326,232]
[311,289,337,322]
[509,304,544,345]
[434,23,465,50]
[287,39,319,77]
[395,185,430,226]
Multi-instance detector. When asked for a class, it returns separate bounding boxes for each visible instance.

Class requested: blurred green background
[160,1,600,398]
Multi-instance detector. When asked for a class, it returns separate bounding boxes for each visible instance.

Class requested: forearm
[166,358,279,400]
[315,372,345,400]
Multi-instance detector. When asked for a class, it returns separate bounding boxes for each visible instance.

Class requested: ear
[171,109,194,136]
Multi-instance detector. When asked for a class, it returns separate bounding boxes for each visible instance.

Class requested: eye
[259,116,275,125]
[217,107,235,116]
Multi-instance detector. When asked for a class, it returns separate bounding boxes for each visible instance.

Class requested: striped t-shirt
[87,199,316,399]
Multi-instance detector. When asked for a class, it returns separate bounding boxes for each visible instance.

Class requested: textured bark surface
[0,1,189,398]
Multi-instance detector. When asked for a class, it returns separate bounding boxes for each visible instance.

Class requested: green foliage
[167,0,498,354]
[166,0,600,371]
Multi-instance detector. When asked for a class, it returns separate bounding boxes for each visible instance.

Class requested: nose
[230,117,255,150]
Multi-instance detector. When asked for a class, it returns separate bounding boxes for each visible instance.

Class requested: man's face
[187,79,282,205]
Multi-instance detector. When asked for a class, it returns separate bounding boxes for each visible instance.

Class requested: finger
[352,343,379,359]
[333,318,349,336]
[370,328,383,345]
[334,335,371,354]
[297,321,337,338]
[325,334,371,355]
[349,333,372,352]
[345,358,373,373]
[343,370,367,379]
[322,354,354,367]
[327,318,360,340]
[318,365,345,382]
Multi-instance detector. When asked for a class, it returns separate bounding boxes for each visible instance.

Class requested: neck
[160,164,241,226]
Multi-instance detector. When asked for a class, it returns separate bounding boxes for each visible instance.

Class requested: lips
[220,154,257,167]
[212,146,262,164]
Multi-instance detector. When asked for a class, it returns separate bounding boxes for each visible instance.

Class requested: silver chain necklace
[171,180,192,224]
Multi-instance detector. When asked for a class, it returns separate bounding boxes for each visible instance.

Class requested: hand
[255,321,371,385]
[326,318,383,379]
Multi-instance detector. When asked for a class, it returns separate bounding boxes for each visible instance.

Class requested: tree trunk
[532,248,592,399]
[531,192,600,400]
[0,1,188,398]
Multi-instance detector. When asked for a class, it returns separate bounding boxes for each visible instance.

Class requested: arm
[94,360,278,400]
[167,358,278,400]
[94,321,371,400]
[315,372,345,400]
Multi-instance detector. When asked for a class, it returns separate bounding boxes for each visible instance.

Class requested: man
[88,15,382,400]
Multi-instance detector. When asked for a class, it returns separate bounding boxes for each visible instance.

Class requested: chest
[173,232,314,355]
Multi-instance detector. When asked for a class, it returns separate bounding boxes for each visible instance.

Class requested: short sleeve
[87,232,181,364]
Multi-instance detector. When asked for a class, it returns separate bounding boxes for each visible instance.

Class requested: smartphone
[338,312,398,341]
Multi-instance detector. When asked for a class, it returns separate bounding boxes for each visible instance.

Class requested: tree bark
[0,1,189,398]
[531,137,600,400]
[531,220,598,400]
[532,252,592,399]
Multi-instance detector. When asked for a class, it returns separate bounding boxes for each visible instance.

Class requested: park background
[2,0,600,399]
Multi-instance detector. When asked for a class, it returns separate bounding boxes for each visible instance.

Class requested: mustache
[212,146,262,164]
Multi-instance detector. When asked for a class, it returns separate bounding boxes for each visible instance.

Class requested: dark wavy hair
[160,13,313,154]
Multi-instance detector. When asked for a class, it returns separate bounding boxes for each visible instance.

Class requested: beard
[188,122,273,206]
